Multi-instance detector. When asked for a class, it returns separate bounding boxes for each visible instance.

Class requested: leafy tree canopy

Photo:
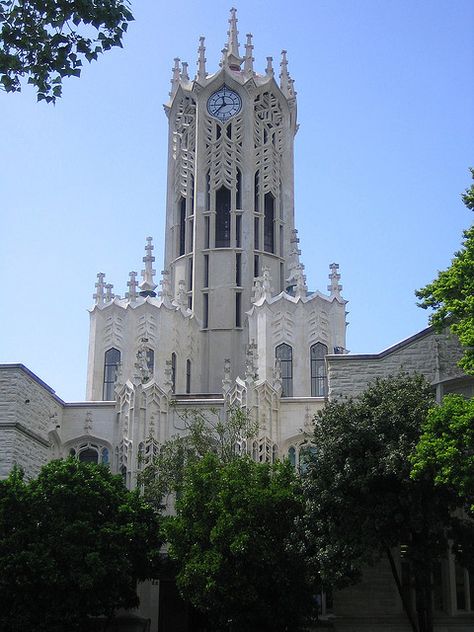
[139,406,258,505]
[166,453,315,632]
[0,458,162,632]
[0,0,133,102]
[300,373,468,632]
[416,169,474,374]
[411,394,474,514]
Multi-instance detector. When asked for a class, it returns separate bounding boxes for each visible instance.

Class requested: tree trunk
[385,546,419,632]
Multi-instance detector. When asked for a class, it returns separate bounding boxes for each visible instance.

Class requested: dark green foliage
[0,458,162,632]
[166,453,315,632]
[416,169,474,374]
[300,374,465,632]
[412,394,474,514]
[0,0,133,102]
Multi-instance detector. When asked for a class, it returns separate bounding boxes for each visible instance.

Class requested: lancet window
[186,359,191,394]
[171,353,176,393]
[103,347,121,400]
[287,443,317,473]
[264,192,275,253]
[215,186,231,248]
[310,342,328,397]
[276,343,293,397]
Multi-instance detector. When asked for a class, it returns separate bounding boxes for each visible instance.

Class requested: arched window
[288,446,296,467]
[215,186,231,247]
[276,343,293,397]
[171,353,176,393]
[311,342,328,397]
[146,348,154,374]
[236,168,242,209]
[103,347,121,400]
[186,359,191,394]
[70,443,109,465]
[264,192,275,253]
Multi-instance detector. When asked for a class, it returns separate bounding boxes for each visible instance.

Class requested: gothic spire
[169,57,180,98]
[225,7,243,70]
[139,236,158,297]
[126,271,138,301]
[328,263,342,298]
[280,50,290,96]
[196,36,207,82]
[243,33,254,75]
[265,56,274,77]
[93,272,106,306]
[181,61,189,82]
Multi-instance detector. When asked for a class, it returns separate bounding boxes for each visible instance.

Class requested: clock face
[207,87,242,122]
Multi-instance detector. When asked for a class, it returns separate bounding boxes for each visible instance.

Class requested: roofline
[0,363,65,404]
[328,326,435,361]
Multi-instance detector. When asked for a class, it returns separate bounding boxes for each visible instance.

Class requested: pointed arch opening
[276,343,293,397]
[215,186,231,248]
[311,342,328,397]
[103,348,121,400]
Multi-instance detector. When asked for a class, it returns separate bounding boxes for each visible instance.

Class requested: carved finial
[294,264,308,299]
[84,410,93,434]
[280,50,290,95]
[244,33,254,75]
[328,262,342,298]
[222,358,232,393]
[105,282,115,302]
[126,271,138,302]
[174,279,187,310]
[265,56,274,77]
[226,7,243,70]
[197,36,207,82]
[273,358,282,394]
[93,272,106,306]
[252,275,264,303]
[245,340,259,382]
[135,337,152,384]
[289,77,297,98]
[261,266,273,300]
[139,237,158,297]
[159,268,173,306]
[169,57,181,98]
[220,45,229,69]
[181,61,189,82]
[286,229,303,293]
[164,359,173,394]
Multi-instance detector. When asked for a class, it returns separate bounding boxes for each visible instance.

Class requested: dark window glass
[236,169,242,209]
[235,292,241,327]
[311,343,328,397]
[204,215,210,249]
[254,254,259,278]
[189,218,194,252]
[236,214,242,248]
[206,171,210,211]
[254,171,259,212]
[186,359,191,394]
[279,225,283,255]
[179,197,186,256]
[204,254,209,287]
[203,293,209,328]
[264,192,275,253]
[235,253,241,286]
[171,353,176,393]
[288,446,296,467]
[215,186,231,248]
[276,343,293,397]
[190,174,194,214]
[146,348,154,373]
[254,216,260,250]
[103,348,121,400]
[79,448,98,464]
[226,122,232,138]
[188,258,193,291]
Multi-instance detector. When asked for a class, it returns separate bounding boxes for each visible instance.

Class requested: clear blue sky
[1,0,473,401]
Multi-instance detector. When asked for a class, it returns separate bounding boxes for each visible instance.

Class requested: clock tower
[163,8,299,391]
